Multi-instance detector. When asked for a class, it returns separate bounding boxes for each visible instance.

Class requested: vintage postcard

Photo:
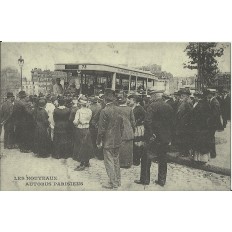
[0,42,231,191]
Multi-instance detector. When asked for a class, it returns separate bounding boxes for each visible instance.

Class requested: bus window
[130,76,136,90]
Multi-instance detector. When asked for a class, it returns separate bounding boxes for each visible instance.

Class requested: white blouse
[73,107,92,129]
[45,102,56,128]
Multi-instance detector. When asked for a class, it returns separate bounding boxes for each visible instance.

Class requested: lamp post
[31,69,34,96]
[18,56,24,90]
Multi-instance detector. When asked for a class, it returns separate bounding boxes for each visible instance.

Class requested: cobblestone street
[0,122,231,191]
[0,147,230,191]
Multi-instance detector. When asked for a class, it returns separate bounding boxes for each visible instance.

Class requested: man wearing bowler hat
[89,96,103,160]
[0,92,15,149]
[174,88,193,157]
[173,91,181,114]
[97,90,124,189]
[13,90,34,152]
[134,89,173,187]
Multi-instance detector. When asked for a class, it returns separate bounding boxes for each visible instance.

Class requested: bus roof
[55,63,157,80]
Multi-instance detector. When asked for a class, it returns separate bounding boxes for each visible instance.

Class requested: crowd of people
[0,84,230,189]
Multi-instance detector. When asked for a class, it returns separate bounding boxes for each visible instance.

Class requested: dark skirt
[34,123,51,157]
[175,129,192,153]
[53,128,71,159]
[3,122,15,149]
[67,123,75,157]
[119,140,133,168]
[16,122,35,151]
[193,129,211,154]
[73,128,94,163]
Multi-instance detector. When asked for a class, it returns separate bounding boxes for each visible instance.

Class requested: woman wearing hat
[73,96,94,171]
[53,96,71,160]
[33,98,51,157]
[191,91,211,163]
[128,95,146,166]
[117,96,136,168]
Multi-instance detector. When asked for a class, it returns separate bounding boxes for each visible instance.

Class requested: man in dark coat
[224,90,231,122]
[172,91,181,114]
[205,89,223,158]
[13,91,34,152]
[162,94,175,109]
[97,90,124,189]
[219,90,231,128]
[0,92,15,149]
[174,88,193,157]
[89,97,102,159]
[216,91,226,128]
[191,91,211,162]
[134,90,174,187]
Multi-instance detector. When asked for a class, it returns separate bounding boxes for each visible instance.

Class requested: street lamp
[31,69,34,96]
[18,56,24,90]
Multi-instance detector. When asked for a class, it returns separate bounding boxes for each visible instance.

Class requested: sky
[1,42,230,80]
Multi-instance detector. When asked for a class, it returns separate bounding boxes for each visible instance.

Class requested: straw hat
[79,96,88,105]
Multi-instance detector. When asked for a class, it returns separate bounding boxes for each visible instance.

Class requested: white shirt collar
[193,102,198,108]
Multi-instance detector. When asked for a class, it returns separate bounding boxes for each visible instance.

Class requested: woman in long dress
[53,97,71,160]
[33,98,51,157]
[128,95,146,166]
[191,91,211,163]
[117,96,136,168]
[73,96,94,171]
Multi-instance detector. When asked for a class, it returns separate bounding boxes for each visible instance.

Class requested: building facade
[21,77,38,95]
[1,67,21,101]
[136,64,175,94]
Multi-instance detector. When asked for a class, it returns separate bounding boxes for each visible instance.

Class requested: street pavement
[167,121,231,176]
[0,122,231,191]
[212,121,231,169]
[0,148,230,191]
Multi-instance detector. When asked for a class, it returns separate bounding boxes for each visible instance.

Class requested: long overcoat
[191,99,211,154]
